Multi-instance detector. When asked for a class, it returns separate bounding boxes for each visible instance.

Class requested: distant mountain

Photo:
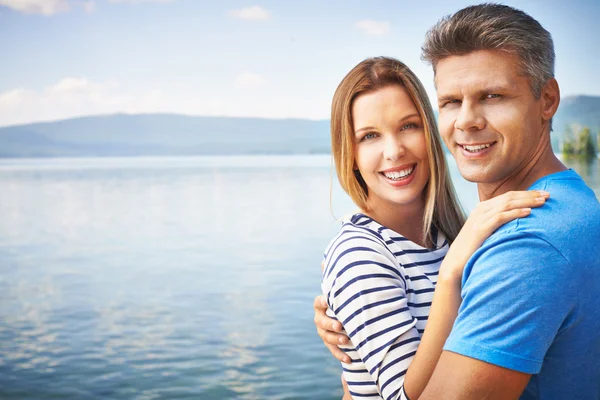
[0,114,331,157]
[0,95,598,157]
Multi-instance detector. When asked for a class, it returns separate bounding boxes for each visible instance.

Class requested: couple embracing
[314,4,600,400]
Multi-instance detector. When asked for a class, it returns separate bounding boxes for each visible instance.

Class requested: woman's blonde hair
[331,56,465,246]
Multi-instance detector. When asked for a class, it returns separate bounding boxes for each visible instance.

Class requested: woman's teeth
[383,166,414,180]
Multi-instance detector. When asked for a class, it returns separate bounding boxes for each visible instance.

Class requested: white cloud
[356,19,390,36]
[0,75,333,127]
[228,5,270,21]
[0,0,175,16]
[234,73,265,89]
[0,0,70,15]
[0,77,165,127]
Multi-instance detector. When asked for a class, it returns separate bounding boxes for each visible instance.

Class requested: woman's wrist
[437,263,463,287]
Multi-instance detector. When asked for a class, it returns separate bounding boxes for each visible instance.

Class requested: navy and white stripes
[322,213,448,400]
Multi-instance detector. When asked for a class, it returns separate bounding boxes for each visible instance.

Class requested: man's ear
[541,78,560,122]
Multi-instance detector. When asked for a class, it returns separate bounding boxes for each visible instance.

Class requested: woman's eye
[361,132,378,141]
[400,123,418,131]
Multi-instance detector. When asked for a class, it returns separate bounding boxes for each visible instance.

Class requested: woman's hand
[440,190,550,282]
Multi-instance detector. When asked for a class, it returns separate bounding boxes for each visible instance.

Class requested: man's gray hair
[422,3,555,99]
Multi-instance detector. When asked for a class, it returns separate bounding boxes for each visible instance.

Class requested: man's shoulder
[466,174,600,290]
[471,230,568,274]
[528,169,600,216]
[490,170,599,248]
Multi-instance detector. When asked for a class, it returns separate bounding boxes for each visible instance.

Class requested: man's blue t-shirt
[444,170,600,399]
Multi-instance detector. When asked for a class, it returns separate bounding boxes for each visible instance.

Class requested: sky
[0,0,599,127]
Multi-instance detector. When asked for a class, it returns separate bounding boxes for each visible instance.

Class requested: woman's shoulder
[323,213,398,278]
[325,213,388,252]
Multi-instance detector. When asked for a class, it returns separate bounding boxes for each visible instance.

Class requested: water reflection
[561,156,599,198]
[0,155,597,399]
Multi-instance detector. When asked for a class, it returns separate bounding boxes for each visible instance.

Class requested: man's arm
[418,351,530,400]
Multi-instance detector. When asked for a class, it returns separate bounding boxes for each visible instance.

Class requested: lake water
[0,155,598,400]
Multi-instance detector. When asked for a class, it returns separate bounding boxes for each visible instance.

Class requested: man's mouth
[460,142,496,153]
[381,165,415,180]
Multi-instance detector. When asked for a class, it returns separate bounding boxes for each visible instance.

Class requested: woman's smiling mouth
[380,164,417,185]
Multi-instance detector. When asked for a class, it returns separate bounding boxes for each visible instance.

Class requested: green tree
[562,125,597,160]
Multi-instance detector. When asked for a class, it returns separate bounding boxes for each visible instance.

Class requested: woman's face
[352,84,430,211]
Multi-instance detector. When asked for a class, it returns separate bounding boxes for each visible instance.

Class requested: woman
[318,57,548,400]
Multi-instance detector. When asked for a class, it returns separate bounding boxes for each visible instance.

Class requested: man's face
[435,50,548,187]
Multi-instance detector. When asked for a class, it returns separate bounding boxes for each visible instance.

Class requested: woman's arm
[402,190,549,399]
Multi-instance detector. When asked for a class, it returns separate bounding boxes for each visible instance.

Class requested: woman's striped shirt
[321,213,449,400]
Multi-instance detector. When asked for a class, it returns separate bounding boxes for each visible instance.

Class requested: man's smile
[460,142,496,153]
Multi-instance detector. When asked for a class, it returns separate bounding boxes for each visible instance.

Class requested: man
[314,4,600,399]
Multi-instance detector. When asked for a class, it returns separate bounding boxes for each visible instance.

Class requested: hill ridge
[0,95,598,157]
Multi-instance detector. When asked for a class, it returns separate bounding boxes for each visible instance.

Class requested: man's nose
[454,101,485,132]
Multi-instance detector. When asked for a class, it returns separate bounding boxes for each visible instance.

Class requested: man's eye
[486,94,501,99]
[440,99,460,108]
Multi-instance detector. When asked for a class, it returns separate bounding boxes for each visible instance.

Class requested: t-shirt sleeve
[444,232,577,374]
[322,229,421,400]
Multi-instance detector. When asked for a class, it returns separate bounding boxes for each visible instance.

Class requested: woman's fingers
[502,191,548,209]
[485,207,532,228]
[495,194,547,213]
[486,191,549,221]
[479,190,549,213]
[478,191,549,232]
